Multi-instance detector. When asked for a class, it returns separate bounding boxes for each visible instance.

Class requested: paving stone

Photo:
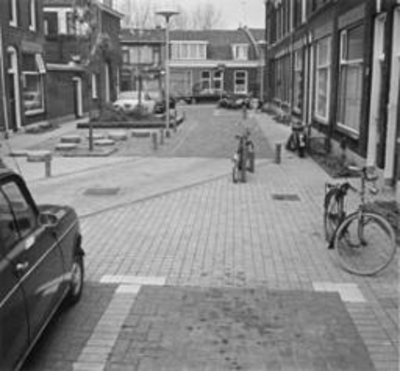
[105,287,376,371]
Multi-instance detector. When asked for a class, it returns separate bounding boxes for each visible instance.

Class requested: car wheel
[66,254,84,306]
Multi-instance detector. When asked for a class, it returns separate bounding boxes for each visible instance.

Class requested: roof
[120,27,265,61]
[120,28,165,43]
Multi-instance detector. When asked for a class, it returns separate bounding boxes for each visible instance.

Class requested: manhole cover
[84,187,120,196]
[271,193,300,201]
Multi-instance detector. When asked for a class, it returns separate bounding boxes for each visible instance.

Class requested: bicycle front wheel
[323,188,343,243]
[333,212,396,276]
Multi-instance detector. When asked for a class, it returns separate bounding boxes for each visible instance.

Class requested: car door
[1,178,65,345]
[0,185,29,370]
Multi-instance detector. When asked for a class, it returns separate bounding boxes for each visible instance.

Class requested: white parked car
[113,91,156,114]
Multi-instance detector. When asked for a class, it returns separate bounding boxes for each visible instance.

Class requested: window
[200,71,211,91]
[293,49,304,112]
[213,70,224,91]
[128,46,153,64]
[314,36,331,122]
[0,189,19,254]
[0,181,37,254]
[44,12,58,35]
[22,54,46,115]
[234,70,248,94]
[232,45,248,61]
[171,42,207,60]
[9,0,17,26]
[337,25,364,135]
[29,0,37,31]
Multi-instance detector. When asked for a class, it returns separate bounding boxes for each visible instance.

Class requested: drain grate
[84,187,120,196]
[271,193,300,201]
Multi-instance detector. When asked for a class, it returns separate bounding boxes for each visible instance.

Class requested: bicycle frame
[328,166,378,245]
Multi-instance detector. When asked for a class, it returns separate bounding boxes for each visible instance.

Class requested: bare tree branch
[118,0,223,30]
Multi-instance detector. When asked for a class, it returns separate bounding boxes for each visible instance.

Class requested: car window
[2,182,37,240]
[0,189,20,255]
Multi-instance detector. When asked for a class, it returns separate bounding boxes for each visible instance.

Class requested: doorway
[7,47,21,131]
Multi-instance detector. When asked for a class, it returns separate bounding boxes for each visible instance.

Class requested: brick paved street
[6,105,397,370]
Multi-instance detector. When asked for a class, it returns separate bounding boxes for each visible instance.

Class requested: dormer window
[171,42,207,60]
[232,44,248,60]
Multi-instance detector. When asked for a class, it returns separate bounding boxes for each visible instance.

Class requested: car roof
[0,168,16,181]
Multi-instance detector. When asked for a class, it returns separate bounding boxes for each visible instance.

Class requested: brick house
[169,28,266,102]
[265,0,399,191]
[119,28,165,92]
[43,0,122,122]
[120,27,266,102]
[0,0,47,133]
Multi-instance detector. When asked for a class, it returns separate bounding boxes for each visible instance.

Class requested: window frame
[29,0,37,31]
[22,54,46,116]
[234,70,248,94]
[9,0,18,27]
[232,44,249,61]
[336,24,365,137]
[314,36,331,123]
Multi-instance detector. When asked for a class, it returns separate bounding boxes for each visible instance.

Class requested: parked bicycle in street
[232,128,255,183]
[323,165,396,276]
[286,120,307,158]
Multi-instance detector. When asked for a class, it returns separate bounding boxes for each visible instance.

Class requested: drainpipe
[0,25,9,134]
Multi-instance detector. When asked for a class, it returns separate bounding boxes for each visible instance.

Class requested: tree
[190,2,222,30]
[119,0,157,29]
[117,0,223,30]
[72,0,118,150]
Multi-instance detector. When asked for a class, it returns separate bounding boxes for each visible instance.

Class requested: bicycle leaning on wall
[323,165,397,276]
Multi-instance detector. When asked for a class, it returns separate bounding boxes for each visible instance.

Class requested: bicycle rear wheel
[333,212,397,276]
[323,188,344,243]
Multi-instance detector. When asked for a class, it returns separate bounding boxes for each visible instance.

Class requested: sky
[114,0,266,30]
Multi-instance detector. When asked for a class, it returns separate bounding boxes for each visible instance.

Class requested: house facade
[120,27,266,101]
[43,0,122,122]
[119,28,165,92]
[169,28,266,101]
[0,0,47,133]
[265,0,399,194]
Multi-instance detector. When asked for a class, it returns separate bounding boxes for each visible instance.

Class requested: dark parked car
[147,90,176,114]
[218,92,252,110]
[0,169,84,371]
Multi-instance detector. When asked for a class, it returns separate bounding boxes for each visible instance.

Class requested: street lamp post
[156,10,179,138]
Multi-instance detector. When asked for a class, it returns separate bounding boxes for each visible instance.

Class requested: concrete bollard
[152,132,158,150]
[160,129,165,145]
[275,143,282,164]
[45,156,52,177]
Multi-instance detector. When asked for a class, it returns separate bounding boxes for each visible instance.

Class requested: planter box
[76,115,185,130]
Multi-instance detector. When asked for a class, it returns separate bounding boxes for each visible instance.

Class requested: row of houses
[0,0,266,134]
[264,0,400,192]
[0,0,123,133]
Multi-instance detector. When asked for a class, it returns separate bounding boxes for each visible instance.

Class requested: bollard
[152,132,158,151]
[275,143,282,164]
[45,155,52,177]
[160,128,165,145]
